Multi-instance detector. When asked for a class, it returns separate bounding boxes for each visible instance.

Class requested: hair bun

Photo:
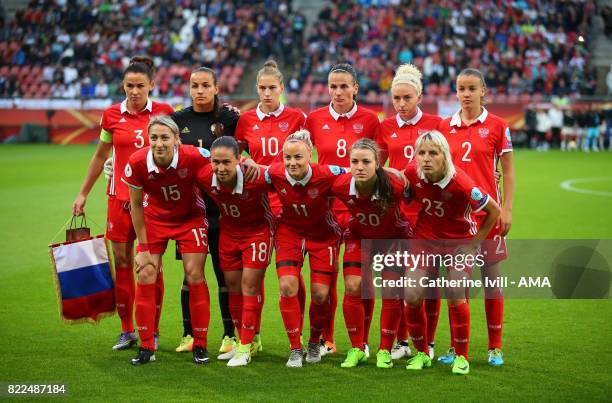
[263,60,278,69]
[396,64,422,80]
[129,56,154,69]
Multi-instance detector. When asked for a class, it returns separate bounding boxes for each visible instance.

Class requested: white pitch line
[560,177,612,197]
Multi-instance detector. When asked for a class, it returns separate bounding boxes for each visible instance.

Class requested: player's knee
[185,269,204,284]
[241,280,259,296]
[344,277,361,296]
[310,288,328,305]
[404,292,423,307]
[137,266,157,284]
[279,278,297,297]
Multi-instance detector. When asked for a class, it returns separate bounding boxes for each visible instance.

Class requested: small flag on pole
[50,235,116,324]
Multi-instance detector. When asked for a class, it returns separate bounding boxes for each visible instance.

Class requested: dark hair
[123,55,155,81]
[256,59,284,86]
[329,63,357,84]
[350,138,393,213]
[191,66,221,121]
[457,68,487,104]
[211,136,239,158]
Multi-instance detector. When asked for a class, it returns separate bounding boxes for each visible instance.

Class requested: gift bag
[49,234,116,324]
[66,215,91,242]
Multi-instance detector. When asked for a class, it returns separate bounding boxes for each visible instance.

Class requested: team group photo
[0,0,610,401]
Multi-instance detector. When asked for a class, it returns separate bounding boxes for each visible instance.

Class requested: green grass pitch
[0,145,610,402]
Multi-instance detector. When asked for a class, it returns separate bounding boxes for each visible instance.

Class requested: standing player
[122,116,212,366]
[305,63,380,356]
[265,130,345,368]
[171,67,240,355]
[437,68,515,366]
[375,64,441,360]
[235,60,308,349]
[72,56,173,351]
[402,130,500,375]
[331,138,411,369]
[197,136,274,366]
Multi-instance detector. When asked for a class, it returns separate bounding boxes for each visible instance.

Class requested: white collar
[450,107,488,127]
[396,108,423,128]
[256,103,285,120]
[329,102,358,121]
[147,146,179,173]
[285,165,313,186]
[120,98,153,114]
[211,167,244,194]
[349,177,379,200]
[418,169,454,189]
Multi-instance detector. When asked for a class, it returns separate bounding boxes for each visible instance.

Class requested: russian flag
[51,236,116,323]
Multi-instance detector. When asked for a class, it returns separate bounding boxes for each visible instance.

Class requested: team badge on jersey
[308,188,319,198]
[478,128,489,138]
[471,187,484,201]
[278,121,289,132]
[353,123,364,134]
[124,163,132,177]
[178,168,188,179]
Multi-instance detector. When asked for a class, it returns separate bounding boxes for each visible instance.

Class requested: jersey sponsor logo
[181,127,190,133]
[307,188,319,198]
[322,124,330,130]
[391,132,398,138]
[478,128,489,138]
[353,123,364,134]
[253,124,260,130]
[450,128,457,134]
[124,163,132,177]
[119,117,127,123]
[280,188,287,194]
[346,199,355,205]
[278,121,289,132]
[178,168,188,178]
[471,187,484,201]
[148,174,155,180]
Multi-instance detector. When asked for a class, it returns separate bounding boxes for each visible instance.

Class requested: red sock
[228,292,243,333]
[322,270,338,342]
[485,298,504,350]
[308,301,328,343]
[115,266,134,332]
[449,302,470,360]
[241,295,258,344]
[280,295,302,349]
[378,299,401,351]
[154,270,164,334]
[342,295,364,348]
[255,278,264,334]
[134,283,156,350]
[189,282,210,348]
[297,274,306,334]
[363,298,375,344]
[405,303,428,352]
[425,297,441,344]
[396,301,409,342]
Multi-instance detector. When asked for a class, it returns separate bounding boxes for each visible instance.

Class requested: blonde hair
[284,129,313,150]
[256,60,284,86]
[415,130,455,179]
[391,64,423,96]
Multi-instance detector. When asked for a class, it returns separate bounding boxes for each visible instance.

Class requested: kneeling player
[122,115,212,366]
[402,131,500,375]
[197,136,273,366]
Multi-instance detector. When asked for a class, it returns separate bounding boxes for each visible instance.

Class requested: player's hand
[499,208,512,236]
[494,169,502,184]
[240,157,260,182]
[103,158,113,180]
[135,251,156,273]
[222,103,241,115]
[72,194,87,216]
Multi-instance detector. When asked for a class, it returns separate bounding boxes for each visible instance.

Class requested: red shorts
[145,215,208,255]
[106,197,136,243]
[275,225,341,285]
[409,239,475,274]
[333,206,351,235]
[475,214,507,264]
[220,228,273,271]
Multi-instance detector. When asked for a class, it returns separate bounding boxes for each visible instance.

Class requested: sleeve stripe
[499,149,513,155]
[120,177,142,190]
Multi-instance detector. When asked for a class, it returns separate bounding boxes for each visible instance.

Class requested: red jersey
[438,108,512,205]
[264,162,345,239]
[235,104,306,165]
[375,109,442,169]
[122,145,210,223]
[305,103,379,166]
[100,99,174,200]
[197,165,274,238]
[332,172,410,239]
[404,165,490,240]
